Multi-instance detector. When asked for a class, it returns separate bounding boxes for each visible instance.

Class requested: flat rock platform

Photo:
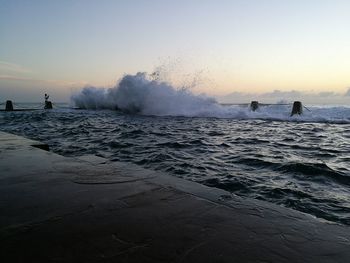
[0,131,350,262]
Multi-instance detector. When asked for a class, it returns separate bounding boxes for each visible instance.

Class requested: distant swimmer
[45,93,50,102]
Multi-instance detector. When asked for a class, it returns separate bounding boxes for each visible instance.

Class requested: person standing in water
[45,93,50,102]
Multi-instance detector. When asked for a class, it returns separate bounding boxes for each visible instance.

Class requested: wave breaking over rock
[71,72,218,116]
[72,72,350,123]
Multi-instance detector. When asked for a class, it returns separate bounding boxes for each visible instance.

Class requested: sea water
[1,72,349,225]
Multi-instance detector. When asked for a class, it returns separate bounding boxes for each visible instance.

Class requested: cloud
[0,61,32,74]
[261,90,302,98]
[318,91,335,97]
[0,74,87,87]
[0,75,34,81]
[217,89,350,105]
[0,77,84,102]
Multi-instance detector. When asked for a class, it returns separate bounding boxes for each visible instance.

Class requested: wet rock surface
[0,131,350,262]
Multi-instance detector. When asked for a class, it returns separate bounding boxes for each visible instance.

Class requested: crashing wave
[71,72,350,123]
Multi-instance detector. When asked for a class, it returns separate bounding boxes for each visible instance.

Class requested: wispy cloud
[217,89,350,105]
[260,90,302,98]
[0,74,87,87]
[0,75,33,81]
[0,61,87,87]
[0,61,32,74]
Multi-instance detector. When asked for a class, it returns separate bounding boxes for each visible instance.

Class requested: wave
[71,72,350,123]
[276,162,350,186]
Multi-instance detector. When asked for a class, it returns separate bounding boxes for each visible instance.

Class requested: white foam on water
[71,72,350,124]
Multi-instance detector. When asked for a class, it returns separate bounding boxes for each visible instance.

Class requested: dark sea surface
[1,104,350,225]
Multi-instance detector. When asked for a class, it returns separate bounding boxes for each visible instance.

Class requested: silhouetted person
[45,93,50,102]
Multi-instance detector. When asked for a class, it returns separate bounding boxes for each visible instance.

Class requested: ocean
[1,73,349,225]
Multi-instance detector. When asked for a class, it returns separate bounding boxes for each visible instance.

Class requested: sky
[1,0,350,103]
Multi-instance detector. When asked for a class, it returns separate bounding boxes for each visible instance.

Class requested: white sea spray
[72,72,350,123]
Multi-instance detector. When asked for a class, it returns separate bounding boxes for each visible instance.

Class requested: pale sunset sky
[1,0,350,103]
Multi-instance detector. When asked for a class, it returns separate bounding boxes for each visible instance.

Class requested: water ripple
[1,108,350,225]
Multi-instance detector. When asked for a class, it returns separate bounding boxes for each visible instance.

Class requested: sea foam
[71,72,350,123]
